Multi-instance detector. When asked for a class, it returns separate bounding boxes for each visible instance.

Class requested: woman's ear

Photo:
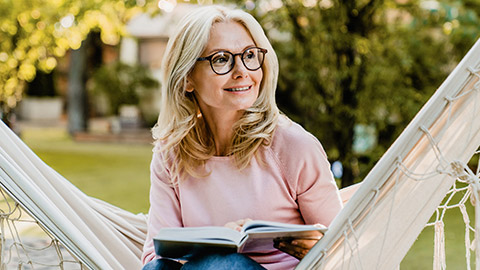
[186,78,195,93]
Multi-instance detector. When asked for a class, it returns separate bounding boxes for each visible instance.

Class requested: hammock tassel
[473,183,480,270]
[434,220,446,270]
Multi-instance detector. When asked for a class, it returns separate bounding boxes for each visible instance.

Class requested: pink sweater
[142,117,343,269]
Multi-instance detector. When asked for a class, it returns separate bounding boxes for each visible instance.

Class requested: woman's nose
[231,55,248,79]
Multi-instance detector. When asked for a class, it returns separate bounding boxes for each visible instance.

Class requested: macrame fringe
[434,220,446,270]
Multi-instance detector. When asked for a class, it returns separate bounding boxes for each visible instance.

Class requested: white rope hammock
[0,120,147,269]
[297,38,480,270]
[1,38,480,269]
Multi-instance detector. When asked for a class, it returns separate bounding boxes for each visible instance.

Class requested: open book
[153,220,327,259]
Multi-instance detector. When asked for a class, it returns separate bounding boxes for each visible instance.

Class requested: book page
[242,220,327,233]
[156,226,242,245]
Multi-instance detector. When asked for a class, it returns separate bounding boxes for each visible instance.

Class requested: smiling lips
[224,85,251,92]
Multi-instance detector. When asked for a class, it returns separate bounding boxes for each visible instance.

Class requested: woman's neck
[202,110,242,156]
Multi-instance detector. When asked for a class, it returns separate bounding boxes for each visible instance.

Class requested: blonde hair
[152,5,280,183]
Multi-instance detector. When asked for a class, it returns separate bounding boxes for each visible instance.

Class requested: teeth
[226,86,250,92]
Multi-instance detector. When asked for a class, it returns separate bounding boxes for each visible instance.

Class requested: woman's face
[187,21,263,120]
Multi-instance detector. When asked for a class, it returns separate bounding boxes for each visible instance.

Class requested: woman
[142,5,342,270]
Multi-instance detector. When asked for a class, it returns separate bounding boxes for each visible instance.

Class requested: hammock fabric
[0,120,148,269]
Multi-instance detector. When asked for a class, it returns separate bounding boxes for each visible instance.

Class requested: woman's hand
[273,237,319,260]
[224,218,253,232]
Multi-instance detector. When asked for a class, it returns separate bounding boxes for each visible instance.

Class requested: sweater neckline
[209,155,234,161]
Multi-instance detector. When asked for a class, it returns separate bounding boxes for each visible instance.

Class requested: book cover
[153,220,327,259]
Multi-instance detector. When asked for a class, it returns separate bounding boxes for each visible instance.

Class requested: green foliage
[89,61,159,115]
[231,0,480,187]
[0,0,159,117]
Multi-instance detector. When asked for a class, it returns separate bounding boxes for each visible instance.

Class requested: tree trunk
[341,161,355,188]
[67,37,89,135]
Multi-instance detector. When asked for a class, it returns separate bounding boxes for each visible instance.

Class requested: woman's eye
[244,50,256,59]
[212,53,230,64]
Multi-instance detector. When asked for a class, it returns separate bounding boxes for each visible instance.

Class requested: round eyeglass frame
[196,47,268,75]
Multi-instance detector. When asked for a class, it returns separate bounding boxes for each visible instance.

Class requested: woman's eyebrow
[204,44,256,55]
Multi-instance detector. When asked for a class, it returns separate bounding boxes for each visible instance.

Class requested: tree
[0,0,159,129]
[0,0,216,131]
[232,0,479,187]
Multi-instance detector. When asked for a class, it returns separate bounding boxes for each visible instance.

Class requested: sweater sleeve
[295,134,343,226]
[141,149,183,265]
[273,121,343,227]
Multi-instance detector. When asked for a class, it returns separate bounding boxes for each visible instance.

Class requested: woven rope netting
[410,151,479,269]
[0,188,84,269]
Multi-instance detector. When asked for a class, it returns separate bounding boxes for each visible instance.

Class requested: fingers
[224,218,252,232]
[290,239,318,249]
[224,221,242,231]
[237,218,253,226]
[273,238,319,260]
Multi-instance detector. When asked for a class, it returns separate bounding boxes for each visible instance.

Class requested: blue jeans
[142,253,266,270]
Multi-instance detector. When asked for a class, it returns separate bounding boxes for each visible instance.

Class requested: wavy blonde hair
[152,5,280,183]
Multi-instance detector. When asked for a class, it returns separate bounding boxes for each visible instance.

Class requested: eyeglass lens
[210,48,265,74]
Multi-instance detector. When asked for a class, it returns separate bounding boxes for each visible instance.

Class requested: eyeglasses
[196,47,267,75]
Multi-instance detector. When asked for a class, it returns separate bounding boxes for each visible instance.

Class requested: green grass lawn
[18,125,476,269]
[21,125,153,214]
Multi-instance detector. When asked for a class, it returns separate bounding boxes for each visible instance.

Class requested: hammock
[0,38,479,269]
[0,120,147,269]
[297,38,480,269]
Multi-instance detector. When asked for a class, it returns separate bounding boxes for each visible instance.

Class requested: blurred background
[1,0,479,268]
